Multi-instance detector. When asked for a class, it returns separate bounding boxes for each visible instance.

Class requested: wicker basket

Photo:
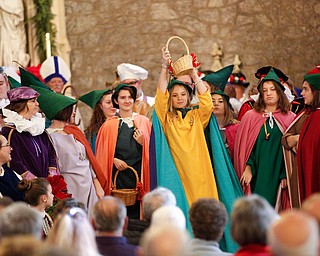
[166,36,193,77]
[111,166,139,206]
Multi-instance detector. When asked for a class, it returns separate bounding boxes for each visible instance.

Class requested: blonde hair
[168,84,192,115]
[46,208,99,256]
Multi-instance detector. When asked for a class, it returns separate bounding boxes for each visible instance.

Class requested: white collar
[3,109,45,136]
[0,99,10,109]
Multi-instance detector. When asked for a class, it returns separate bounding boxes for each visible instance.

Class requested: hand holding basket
[166,36,200,77]
[111,166,139,206]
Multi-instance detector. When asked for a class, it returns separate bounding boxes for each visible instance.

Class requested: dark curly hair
[189,198,227,241]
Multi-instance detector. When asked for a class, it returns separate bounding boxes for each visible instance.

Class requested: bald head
[268,211,319,256]
[302,193,320,225]
[91,196,126,233]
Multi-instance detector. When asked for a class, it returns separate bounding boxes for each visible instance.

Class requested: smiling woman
[1,86,58,180]
[96,83,151,219]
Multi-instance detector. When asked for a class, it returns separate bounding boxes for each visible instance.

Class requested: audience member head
[151,205,186,230]
[0,196,13,211]
[47,207,99,256]
[302,193,320,226]
[91,196,127,235]
[0,202,42,239]
[189,198,227,242]
[140,224,189,256]
[0,235,42,256]
[53,198,86,219]
[142,187,176,222]
[268,211,319,256]
[231,194,277,246]
[18,178,53,211]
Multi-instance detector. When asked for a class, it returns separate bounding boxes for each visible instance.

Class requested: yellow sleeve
[197,90,213,128]
[154,87,169,125]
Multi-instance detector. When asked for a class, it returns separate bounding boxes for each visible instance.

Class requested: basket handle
[112,166,140,190]
[166,36,190,55]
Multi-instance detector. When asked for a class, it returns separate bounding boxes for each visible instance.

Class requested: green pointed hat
[30,85,77,120]
[79,89,112,109]
[167,79,193,95]
[202,65,234,91]
[19,67,49,90]
[211,89,235,110]
[8,76,21,89]
[258,68,285,90]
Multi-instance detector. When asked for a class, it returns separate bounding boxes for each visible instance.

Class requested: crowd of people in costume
[0,42,319,256]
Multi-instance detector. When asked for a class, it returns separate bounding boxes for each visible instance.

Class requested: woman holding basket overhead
[154,40,219,206]
[96,84,151,219]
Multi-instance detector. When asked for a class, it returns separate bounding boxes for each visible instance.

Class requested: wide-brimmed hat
[111,84,137,109]
[7,86,39,102]
[202,65,234,91]
[228,72,250,87]
[79,89,113,109]
[255,66,288,83]
[304,64,320,90]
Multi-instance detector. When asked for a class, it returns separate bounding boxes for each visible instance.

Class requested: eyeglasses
[0,142,10,148]
[124,80,139,86]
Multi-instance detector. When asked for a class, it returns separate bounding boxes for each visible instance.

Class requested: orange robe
[96,115,151,195]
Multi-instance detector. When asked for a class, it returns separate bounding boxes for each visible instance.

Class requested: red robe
[297,109,320,202]
[234,244,272,256]
[96,115,151,195]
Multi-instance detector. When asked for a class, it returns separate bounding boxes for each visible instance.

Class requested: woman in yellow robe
[154,47,218,205]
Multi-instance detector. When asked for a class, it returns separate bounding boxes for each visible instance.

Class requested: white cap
[40,56,71,84]
[117,63,148,82]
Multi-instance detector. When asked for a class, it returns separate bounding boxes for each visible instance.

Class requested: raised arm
[157,47,171,93]
[188,68,207,95]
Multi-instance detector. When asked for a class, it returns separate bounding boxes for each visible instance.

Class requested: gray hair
[0,202,42,239]
[91,196,127,232]
[140,225,189,256]
[143,187,176,221]
[231,194,277,246]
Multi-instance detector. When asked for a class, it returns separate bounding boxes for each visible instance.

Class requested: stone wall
[64,0,320,126]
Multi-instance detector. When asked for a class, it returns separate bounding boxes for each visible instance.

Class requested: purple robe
[2,126,57,177]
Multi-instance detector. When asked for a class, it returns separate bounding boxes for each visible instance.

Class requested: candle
[45,33,51,59]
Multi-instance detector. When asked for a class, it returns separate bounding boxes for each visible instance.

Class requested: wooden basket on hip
[166,36,194,77]
[111,166,139,206]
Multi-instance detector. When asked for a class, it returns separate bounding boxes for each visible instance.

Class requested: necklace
[264,121,270,140]
[0,167,4,177]
[74,137,86,161]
